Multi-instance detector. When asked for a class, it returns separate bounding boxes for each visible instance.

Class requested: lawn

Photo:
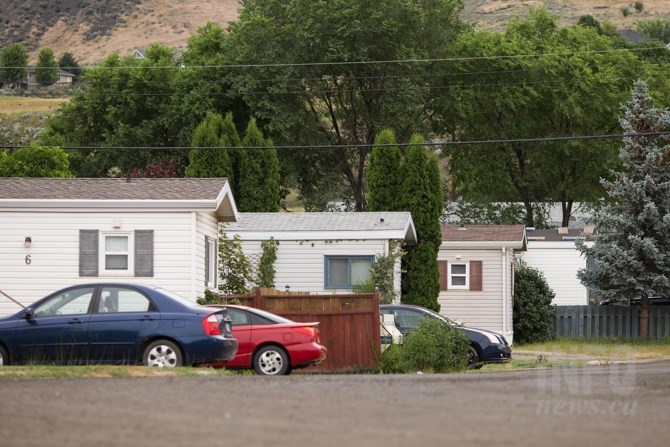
[0,96,68,115]
[516,337,670,361]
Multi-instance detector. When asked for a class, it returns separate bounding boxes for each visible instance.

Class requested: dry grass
[518,337,670,360]
[0,96,68,115]
[0,365,241,379]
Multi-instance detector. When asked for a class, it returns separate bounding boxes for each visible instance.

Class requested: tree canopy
[0,146,71,177]
[0,43,28,87]
[577,81,670,337]
[224,0,465,210]
[440,9,648,227]
[35,48,58,85]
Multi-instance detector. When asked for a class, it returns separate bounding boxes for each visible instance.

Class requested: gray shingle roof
[0,177,229,201]
[227,212,413,232]
[441,224,526,242]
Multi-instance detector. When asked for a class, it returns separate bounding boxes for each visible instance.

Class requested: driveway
[1,361,668,447]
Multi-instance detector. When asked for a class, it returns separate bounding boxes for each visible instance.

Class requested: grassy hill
[0,0,668,65]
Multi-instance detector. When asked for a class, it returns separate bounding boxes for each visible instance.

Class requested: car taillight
[202,314,222,336]
[292,326,316,339]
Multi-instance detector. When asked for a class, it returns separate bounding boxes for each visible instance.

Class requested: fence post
[253,287,264,309]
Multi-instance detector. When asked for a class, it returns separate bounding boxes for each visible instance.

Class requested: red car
[211,305,327,375]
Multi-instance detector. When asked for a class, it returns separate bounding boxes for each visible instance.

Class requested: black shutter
[134,230,154,277]
[205,236,210,285]
[79,230,99,277]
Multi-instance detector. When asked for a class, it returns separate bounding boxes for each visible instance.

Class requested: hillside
[0,0,669,65]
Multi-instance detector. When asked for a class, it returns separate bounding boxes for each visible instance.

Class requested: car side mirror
[23,307,34,320]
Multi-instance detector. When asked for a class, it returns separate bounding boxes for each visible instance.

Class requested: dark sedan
[380,304,511,368]
[0,283,238,367]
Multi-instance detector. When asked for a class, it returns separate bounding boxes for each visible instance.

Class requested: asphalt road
[1,361,669,447]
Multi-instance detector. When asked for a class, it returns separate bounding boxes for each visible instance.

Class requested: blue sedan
[380,304,512,368]
[0,283,238,367]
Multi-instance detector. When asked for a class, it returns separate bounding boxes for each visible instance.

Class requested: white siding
[194,212,219,299]
[523,242,588,306]
[0,211,209,315]
[438,248,514,343]
[232,238,394,294]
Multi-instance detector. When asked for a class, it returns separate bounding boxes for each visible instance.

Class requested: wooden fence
[553,305,670,339]
[218,288,381,372]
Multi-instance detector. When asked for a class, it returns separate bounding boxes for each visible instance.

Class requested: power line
[4,45,667,71]
[3,132,668,151]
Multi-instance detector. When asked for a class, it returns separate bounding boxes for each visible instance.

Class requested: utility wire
[3,132,668,151]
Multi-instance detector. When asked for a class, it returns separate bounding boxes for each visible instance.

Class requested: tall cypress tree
[578,81,670,338]
[35,48,58,86]
[186,112,233,178]
[238,118,280,212]
[399,134,444,310]
[220,113,242,198]
[367,128,402,211]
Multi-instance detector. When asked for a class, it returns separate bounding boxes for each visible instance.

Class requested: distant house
[21,66,74,89]
[522,227,595,306]
[225,212,417,295]
[0,177,238,315]
[132,48,146,59]
[438,224,527,344]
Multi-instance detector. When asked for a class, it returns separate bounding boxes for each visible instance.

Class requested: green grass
[471,358,588,373]
[0,365,244,380]
[516,337,670,360]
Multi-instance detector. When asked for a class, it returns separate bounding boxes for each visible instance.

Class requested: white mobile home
[224,212,417,295]
[522,227,594,306]
[438,225,527,345]
[0,177,237,315]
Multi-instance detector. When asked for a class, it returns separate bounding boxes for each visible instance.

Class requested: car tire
[142,339,183,368]
[467,345,482,369]
[253,345,290,375]
[0,345,8,366]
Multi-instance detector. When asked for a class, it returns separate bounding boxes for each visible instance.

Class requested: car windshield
[154,287,199,308]
[248,307,294,324]
[418,307,461,326]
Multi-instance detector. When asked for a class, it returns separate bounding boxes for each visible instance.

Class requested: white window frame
[449,262,469,289]
[99,232,134,276]
[206,236,217,289]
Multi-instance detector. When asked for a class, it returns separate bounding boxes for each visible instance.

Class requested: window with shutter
[134,230,154,277]
[79,230,99,277]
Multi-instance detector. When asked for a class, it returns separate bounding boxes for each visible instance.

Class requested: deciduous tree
[35,48,58,86]
[0,43,28,88]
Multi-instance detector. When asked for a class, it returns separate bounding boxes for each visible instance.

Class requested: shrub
[378,317,469,373]
[513,265,556,345]
[634,2,644,13]
[196,289,241,305]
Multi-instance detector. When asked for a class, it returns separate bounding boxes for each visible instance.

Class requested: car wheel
[253,345,290,375]
[467,345,482,369]
[0,345,8,366]
[142,339,183,368]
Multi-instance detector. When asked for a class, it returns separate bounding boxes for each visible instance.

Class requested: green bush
[513,265,556,345]
[196,289,241,306]
[378,318,469,373]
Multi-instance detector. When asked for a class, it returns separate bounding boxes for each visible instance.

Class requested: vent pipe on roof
[380,218,385,223]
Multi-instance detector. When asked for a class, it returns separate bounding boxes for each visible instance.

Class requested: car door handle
[68,318,86,324]
[140,315,154,321]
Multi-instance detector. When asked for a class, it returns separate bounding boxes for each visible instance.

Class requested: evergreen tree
[401,241,441,312]
[367,129,402,211]
[399,134,444,310]
[35,48,58,86]
[58,52,82,81]
[400,134,443,249]
[513,265,555,344]
[0,43,28,88]
[237,118,280,212]
[186,112,233,178]
[220,113,242,197]
[577,81,670,338]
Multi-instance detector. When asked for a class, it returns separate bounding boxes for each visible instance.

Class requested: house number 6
[25,255,31,265]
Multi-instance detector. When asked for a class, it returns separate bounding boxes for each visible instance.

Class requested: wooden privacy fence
[553,305,670,339]
[219,288,381,372]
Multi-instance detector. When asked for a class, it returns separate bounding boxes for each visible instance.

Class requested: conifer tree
[578,81,670,337]
[186,112,233,179]
[237,118,280,212]
[35,48,58,86]
[367,129,402,211]
[399,134,445,310]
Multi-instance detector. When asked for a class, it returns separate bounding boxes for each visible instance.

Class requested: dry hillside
[0,0,668,65]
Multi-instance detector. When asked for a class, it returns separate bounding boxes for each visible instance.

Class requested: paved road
[1,361,669,447]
